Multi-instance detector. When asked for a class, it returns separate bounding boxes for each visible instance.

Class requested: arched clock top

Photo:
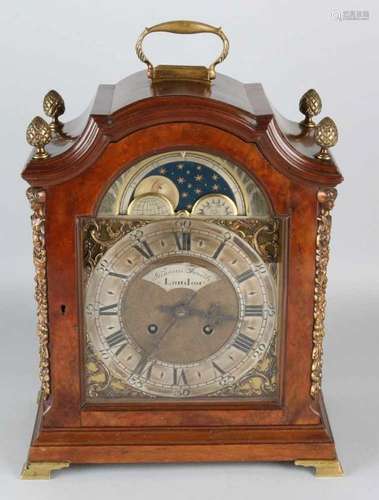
[22,71,343,188]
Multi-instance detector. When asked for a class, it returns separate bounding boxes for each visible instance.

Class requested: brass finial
[299,89,322,128]
[43,90,65,134]
[26,116,52,159]
[314,117,338,161]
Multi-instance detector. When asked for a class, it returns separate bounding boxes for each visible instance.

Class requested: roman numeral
[105,330,127,355]
[245,305,264,317]
[213,241,226,259]
[133,240,154,259]
[134,356,147,375]
[174,232,191,251]
[134,357,154,379]
[232,333,255,353]
[173,367,188,385]
[99,303,118,315]
[236,269,255,283]
[212,361,226,375]
[108,271,129,280]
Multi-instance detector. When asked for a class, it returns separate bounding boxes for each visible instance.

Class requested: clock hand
[158,304,177,316]
[142,291,199,362]
[159,301,236,326]
[157,292,199,318]
[184,303,237,325]
[188,307,236,322]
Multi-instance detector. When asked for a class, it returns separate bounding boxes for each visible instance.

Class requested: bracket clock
[21,21,344,479]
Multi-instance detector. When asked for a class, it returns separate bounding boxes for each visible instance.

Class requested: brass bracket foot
[20,461,70,480]
[295,459,344,477]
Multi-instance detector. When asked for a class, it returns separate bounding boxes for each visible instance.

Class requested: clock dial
[127,193,174,216]
[192,194,238,216]
[85,219,277,399]
[134,175,180,209]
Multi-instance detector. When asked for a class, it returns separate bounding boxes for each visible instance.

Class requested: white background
[0,0,378,498]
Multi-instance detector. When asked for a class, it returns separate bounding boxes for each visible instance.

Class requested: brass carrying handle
[135,20,229,82]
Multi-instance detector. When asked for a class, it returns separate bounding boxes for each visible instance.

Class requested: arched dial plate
[85,219,277,399]
[97,151,271,217]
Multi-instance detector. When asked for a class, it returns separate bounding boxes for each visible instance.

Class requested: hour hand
[159,304,176,316]
[159,301,236,324]
[188,304,236,324]
[158,292,198,318]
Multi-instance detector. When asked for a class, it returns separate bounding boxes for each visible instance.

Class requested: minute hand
[187,307,237,324]
[146,291,199,358]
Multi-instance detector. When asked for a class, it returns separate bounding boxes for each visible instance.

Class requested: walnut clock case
[21,21,343,479]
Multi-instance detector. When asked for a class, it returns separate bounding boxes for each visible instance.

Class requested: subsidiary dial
[127,193,174,216]
[192,194,237,216]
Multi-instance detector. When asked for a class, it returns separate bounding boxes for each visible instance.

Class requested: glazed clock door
[82,150,283,405]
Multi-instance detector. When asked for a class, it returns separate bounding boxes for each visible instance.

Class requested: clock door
[81,150,285,407]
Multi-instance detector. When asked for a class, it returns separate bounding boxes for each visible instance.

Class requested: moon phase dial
[127,193,174,216]
[85,219,277,399]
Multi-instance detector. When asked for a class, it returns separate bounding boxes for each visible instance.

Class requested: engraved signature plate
[143,263,220,292]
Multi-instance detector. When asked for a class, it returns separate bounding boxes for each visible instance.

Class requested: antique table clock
[21,21,343,479]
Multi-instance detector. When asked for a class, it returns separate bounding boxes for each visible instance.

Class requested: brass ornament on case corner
[314,117,338,161]
[212,335,278,398]
[299,89,322,128]
[310,188,337,399]
[210,218,280,263]
[43,89,65,134]
[26,116,52,160]
[26,187,50,399]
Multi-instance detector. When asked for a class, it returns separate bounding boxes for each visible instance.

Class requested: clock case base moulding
[23,393,342,478]
[21,458,343,480]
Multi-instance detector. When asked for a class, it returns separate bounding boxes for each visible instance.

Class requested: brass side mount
[135,20,229,83]
[26,187,50,399]
[310,187,337,399]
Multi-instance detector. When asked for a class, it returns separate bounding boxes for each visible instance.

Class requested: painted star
[196,165,202,170]
[186,204,193,210]
[212,174,219,180]
[195,188,202,194]
[182,192,189,198]
[187,183,193,189]
[159,167,167,175]
[177,177,185,184]
[177,164,184,170]
[195,174,203,181]
[212,184,220,191]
